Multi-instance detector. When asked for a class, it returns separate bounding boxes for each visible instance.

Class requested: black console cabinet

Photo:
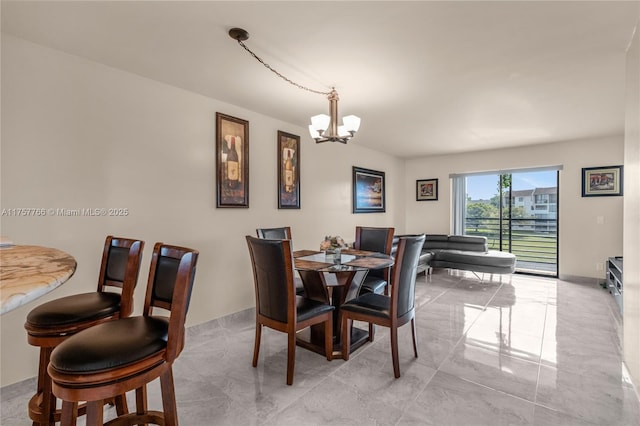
[606,257,623,315]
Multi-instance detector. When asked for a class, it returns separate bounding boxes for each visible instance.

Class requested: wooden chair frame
[354,226,395,289]
[341,237,420,378]
[49,243,198,426]
[353,226,395,340]
[246,236,332,385]
[25,236,144,426]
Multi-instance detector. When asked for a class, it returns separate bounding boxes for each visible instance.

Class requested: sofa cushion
[430,259,515,274]
[433,249,515,268]
[424,234,488,252]
[359,275,387,295]
[419,251,433,265]
[391,235,433,275]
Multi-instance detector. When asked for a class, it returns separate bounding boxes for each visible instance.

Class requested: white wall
[623,16,640,388]
[0,35,405,386]
[403,138,624,280]
[2,30,636,389]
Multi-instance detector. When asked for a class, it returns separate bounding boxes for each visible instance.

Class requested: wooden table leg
[296,270,370,359]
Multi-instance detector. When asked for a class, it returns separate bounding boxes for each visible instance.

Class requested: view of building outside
[465,171,558,275]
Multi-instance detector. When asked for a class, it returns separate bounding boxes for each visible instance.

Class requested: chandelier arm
[236,40,331,96]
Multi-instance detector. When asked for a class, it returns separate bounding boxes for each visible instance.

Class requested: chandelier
[229,28,361,144]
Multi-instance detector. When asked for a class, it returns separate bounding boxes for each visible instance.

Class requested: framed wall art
[581,165,623,197]
[352,166,385,213]
[216,112,249,208]
[416,178,438,201]
[277,131,301,209]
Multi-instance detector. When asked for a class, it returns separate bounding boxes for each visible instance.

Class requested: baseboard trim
[558,274,602,285]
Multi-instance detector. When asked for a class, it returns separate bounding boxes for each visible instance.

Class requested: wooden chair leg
[135,385,147,416]
[342,317,351,361]
[286,332,296,385]
[411,318,418,358]
[252,323,262,367]
[368,323,375,342]
[60,401,78,425]
[391,326,400,378]
[32,347,56,426]
[114,393,129,416]
[324,315,333,361]
[86,400,103,425]
[160,368,178,426]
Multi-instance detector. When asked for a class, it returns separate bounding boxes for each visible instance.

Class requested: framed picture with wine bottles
[216,112,249,208]
[277,131,300,209]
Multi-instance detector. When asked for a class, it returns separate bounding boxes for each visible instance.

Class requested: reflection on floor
[2,270,639,425]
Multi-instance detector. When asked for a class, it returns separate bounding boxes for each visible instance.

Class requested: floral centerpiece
[320,235,347,253]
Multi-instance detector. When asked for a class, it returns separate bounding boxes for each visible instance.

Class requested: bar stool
[24,236,144,425]
[48,242,199,425]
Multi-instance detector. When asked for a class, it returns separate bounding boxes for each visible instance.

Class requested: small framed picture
[352,167,385,213]
[581,165,623,197]
[216,112,249,208]
[416,178,438,201]
[277,131,300,209]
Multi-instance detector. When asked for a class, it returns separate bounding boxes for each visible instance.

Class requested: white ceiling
[2,1,638,158]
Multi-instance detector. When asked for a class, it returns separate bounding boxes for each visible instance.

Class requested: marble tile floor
[2,270,639,425]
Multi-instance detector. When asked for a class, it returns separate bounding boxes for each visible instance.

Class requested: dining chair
[256,226,292,239]
[340,234,426,378]
[24,236,144,426]
[48,243,199,426]
[354,226,395,296]
[256,226,305,296]
[246,235,334,385]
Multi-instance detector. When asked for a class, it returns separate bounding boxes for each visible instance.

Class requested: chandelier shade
[308,89,360,144]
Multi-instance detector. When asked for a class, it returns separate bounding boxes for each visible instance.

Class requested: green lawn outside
[466,229,557,264]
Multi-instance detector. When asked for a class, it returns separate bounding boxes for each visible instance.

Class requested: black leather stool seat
[296,297,335,322]
[26,292,122,330]
[358,276,387,295]
[341,293,390,320]
[50,316,169,374]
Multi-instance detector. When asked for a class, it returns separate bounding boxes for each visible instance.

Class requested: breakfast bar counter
[0,245,77,314]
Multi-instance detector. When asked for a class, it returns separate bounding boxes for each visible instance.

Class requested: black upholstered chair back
[104,247,128,283]
[256,226,292,240]
[143,243,199,362]
[246,236,295,324]
[391,234,426,318]
[355,226,395,279]
[98,236,145,317]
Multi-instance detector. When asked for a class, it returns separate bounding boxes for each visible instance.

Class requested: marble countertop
[0,245,77,314]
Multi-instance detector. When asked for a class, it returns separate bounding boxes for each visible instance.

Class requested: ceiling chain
[235,39,332,97]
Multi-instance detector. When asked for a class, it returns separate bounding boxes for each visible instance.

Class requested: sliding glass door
[453,169,559,276]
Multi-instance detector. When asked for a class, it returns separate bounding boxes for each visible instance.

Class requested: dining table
[293,248,394,360]
[0,244,77,314]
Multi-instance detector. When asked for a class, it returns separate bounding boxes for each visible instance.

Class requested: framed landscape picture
[216,112,249,208]
[352,166,385,213]
[416,178,438,201]
[277,131,300,209]
[581,165,623,197]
